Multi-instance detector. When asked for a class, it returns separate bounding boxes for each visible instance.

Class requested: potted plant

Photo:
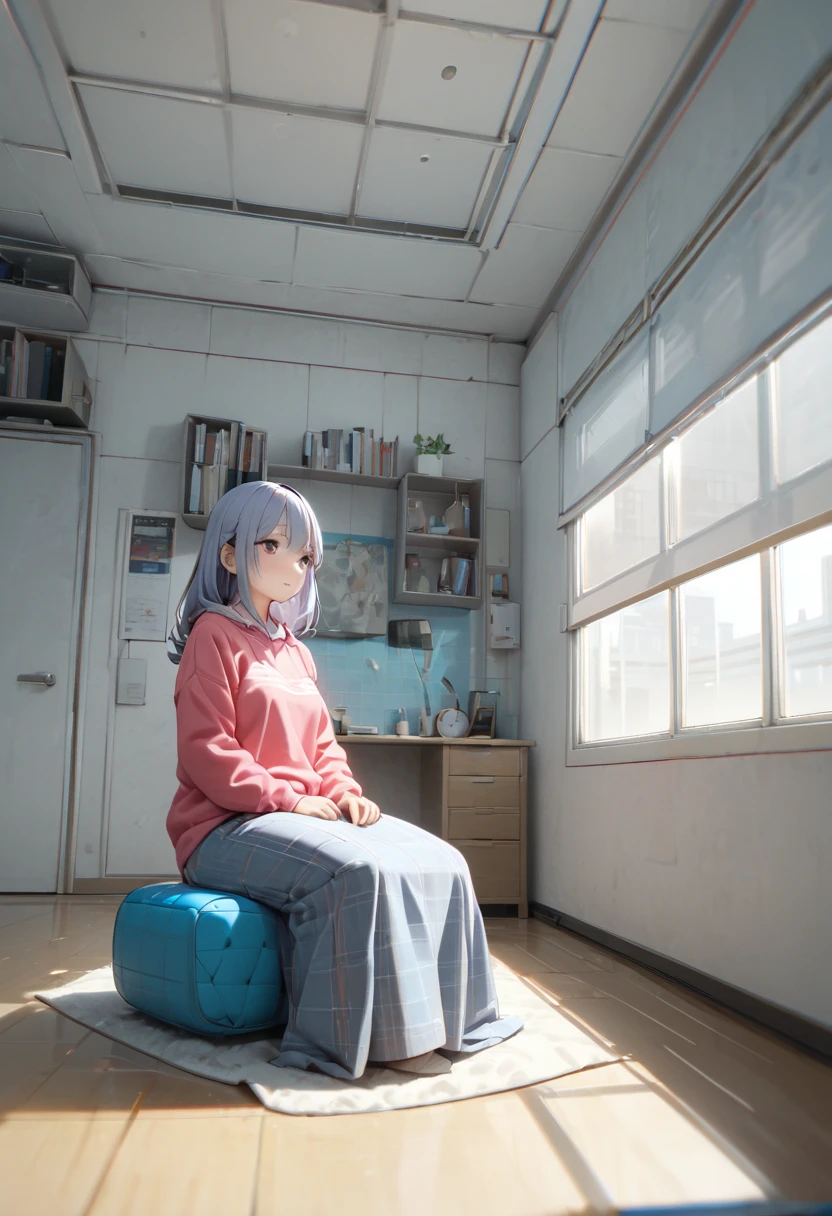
[413,432,452,476]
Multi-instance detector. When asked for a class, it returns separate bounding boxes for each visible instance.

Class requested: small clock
[436,707,470,738]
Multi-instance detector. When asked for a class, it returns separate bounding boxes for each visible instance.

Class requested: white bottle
[339,709,352,735]
[395,708,410,736]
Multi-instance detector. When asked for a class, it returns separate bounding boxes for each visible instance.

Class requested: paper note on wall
[119,513,176,642]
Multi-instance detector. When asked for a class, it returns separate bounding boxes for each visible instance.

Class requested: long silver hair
[167,481,323,664]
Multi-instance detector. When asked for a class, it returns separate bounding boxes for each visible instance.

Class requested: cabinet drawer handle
[474,810,495,815]
[471,776,495,783]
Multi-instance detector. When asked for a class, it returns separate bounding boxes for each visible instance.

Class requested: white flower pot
[416,453,444,476]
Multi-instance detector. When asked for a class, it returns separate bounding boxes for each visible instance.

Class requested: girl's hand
[292,796,341,821]
[337,794,381,826]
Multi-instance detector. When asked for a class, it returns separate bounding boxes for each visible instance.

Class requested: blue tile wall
[307,533,470,736]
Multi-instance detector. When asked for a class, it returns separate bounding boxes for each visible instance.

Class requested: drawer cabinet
[452,842,521,902]
[448,809,519,840]
[442,743,529,918]
[448,747,521,777]
[447,775,520,809]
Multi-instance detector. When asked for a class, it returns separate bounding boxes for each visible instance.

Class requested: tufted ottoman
[112,883,285,1037]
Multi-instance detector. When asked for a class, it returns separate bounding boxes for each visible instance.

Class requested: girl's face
[220,521,315,611]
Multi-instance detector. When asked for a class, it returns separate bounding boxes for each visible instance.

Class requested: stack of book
[302,429,398,478]
[187,423,266,516]
[0,334,65,401]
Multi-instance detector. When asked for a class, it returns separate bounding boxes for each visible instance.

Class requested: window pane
[582,457,661,590]
[681,556,763,728]
[674,378,759,542]
[581,592,671,742]
[778,524,832,718]
[775,316,832,483]
[563,330,649,509]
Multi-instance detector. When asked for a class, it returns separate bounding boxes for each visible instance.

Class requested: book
[351,429,361,474]
[40,346,53,399]
[46,347,65,401]
[302,431,312,468]
[0,339,12,397]
[188,464,202,513]
[26,341,46,399]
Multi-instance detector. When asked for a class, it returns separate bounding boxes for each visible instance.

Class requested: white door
[0,431,89,891]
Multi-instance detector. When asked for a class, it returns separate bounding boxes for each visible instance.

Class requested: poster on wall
[118,512,176,642]
[315,537,388,638]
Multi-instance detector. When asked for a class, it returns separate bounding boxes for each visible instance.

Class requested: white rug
[36,961,618,1116]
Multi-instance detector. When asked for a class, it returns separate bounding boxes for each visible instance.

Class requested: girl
[167,481,520,1080]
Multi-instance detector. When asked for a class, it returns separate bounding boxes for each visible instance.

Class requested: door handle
[17,672,56,687]
[471,776,495,783]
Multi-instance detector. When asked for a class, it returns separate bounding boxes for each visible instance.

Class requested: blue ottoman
[112,883,284,1037]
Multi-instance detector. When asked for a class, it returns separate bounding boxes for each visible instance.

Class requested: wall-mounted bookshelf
[394,473,483,610]
[0,325,92,428]
[268,463,400,490]
[180,414,268,530]
[0,241,92,331]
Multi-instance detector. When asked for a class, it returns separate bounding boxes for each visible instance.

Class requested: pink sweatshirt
[167,610,361,875]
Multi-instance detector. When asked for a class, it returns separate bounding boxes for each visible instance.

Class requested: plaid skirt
[184,811,522,1079]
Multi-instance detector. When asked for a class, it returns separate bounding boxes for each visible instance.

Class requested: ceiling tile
[512,146,621,230]
[43,0,220,90]
[0,7,66,149]
[358,128,492,228]
[79,86,231,198]
[602,0,714,32]
[226,0,378,109]
[0,144,38,213]
[294,225,480,300]
[546,18,691,157]
[85,194,296,281]
[378,20,528,137]
[402,1,551,31]
[232,109,362,215]
[5,145,103,251]
[0,209,56,243]
[469,223,579,307]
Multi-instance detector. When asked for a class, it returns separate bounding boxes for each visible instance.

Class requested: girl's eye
[263,540,279,554]
[300,554,312,566]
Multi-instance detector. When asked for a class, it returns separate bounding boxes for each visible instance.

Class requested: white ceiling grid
[0,0,718,338]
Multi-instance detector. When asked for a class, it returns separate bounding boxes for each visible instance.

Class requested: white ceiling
[0,0,718,340]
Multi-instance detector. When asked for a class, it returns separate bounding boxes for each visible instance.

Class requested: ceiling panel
[0,209,56,244]
[226,0,378,109]
[294,225,480,300]
[232,109,362,215]
[358,128,492,228]
[0,144,38,213]
[469,223,579,306]
[80,87,231,198]
[43,0,220,90]
[602,0,714,32]
[546,17,691,157]
[378,20,528,137]
[85,194,296,281]
[512,146,621,230]
[0,6,66,149]
[402,1,551,31]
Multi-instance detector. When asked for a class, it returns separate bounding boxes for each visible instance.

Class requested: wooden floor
[1,897,831,1216]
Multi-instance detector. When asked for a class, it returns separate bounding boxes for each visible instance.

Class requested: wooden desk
[342,736,535,918]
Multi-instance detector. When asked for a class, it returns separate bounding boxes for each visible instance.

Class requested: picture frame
[467,704,496,738]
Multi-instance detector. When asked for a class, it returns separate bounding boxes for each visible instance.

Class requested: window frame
[565,303,832,767]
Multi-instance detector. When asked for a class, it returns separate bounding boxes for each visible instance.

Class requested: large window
[567,307,832,760]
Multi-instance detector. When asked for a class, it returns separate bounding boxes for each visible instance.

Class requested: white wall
[520,2,832,1028]
[73,291,524,881]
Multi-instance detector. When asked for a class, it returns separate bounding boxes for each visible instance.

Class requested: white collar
[228,595,286,640]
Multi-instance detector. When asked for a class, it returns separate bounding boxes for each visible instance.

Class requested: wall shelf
[268,463,400,490]
[0,241,92,331]
[0,327,92,427]
[181,414,268,530]
[395,473,484,610]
